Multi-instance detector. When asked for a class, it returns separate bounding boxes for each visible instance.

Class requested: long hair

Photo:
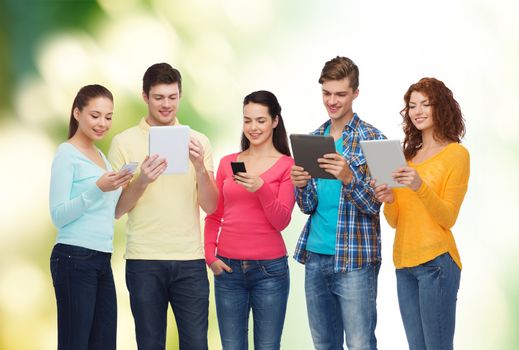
[400,77,465,160]
[241,90,291,156]
[68,84,113,139]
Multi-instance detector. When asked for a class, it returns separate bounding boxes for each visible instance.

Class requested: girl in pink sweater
[205,90,295,350]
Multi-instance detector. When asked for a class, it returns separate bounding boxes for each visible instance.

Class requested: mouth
[248,133,261,139]
[414,117,427,123]
[93,129,106,137]
[159,110,172,117]
[327,106,340,114]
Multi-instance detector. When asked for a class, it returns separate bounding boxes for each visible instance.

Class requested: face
[73,96,113,141]
[243,102,278,148]
[408,91,434,133]
[143,83,180,126]
[321,78,359,122]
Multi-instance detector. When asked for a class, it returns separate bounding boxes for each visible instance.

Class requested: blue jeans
[214,255,290,350]
[125,259,209,350]
[305,251,379,350]
[50,243,117,350]
[396,253,461,350]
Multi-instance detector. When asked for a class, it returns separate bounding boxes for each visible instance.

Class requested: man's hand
[135,154,167,187]
[291,165,311,188]
[318,152,353,184]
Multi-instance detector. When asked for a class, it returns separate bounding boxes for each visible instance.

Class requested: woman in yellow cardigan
[373,77,469,350]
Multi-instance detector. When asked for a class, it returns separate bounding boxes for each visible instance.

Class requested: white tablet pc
[149,125,190,175]
[359,139,407,188]
[290,134,336,179]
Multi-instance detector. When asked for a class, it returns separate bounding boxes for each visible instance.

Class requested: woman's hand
[96,170,133,192]
[233,172,264,192]
[392,166,422,191]
[210,259,232,276]
[370,180,395,203]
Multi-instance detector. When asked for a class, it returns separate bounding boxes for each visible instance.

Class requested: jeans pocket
[50,257,62,286]
[260,257,289,277]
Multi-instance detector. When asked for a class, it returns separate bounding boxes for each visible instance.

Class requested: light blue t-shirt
[307,127,343,255]
[49,143,121,253]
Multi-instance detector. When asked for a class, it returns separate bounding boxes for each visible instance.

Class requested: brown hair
[318,56,359,91]
[142,63,182,96]
[401,77,465,160]
[68,84,113,139]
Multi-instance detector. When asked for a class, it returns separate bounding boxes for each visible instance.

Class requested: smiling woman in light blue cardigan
[49,84,132,350]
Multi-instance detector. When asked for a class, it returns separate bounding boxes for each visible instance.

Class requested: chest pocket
[347,151,369,179]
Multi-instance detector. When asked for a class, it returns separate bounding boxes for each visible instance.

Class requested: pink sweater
[204,153,295,266]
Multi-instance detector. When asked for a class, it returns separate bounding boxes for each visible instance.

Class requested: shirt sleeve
[107,136,126,172]
[343,162,382,216]
[383,199,399,229]
[295,180,318,214]
[415,149,470,229]
[49,150,104,229]
[255,159,296,232]
[204,158,224,266]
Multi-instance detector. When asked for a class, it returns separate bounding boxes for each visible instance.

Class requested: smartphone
[120,162,138,174]
[230,161,246,175]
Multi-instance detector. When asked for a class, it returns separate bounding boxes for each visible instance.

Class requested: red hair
[400,77,465,160]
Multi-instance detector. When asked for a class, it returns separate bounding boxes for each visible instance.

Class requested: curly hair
[400,77,465,160]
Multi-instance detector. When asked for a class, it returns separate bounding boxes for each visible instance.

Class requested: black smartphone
[230,161,247,175]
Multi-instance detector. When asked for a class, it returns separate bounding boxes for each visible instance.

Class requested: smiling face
[242,102,278,148]
[408,91,434,133]
[73,96,113,141]
[321,78,359,124]
[143,83,180,126]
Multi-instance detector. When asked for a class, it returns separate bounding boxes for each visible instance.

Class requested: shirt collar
[138,117,181,132]
[314,113,360,135]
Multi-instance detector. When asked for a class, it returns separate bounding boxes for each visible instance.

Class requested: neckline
[64,142,108,171]
[408,143,456,166]
[234,152,286,177]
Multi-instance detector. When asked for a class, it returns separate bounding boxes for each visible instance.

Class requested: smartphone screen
[120,162,138,174]
[230,161,246,175]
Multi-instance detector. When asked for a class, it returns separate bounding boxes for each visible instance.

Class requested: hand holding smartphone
[230,161,246,175]
[119,162,138,174]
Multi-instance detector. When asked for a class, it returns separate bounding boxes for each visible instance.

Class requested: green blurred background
[1,0,518,349]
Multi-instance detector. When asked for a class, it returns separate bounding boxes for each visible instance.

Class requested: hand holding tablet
[289,134,336,179]
[359,139,407,188]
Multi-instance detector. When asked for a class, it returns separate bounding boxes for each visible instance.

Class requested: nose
[329,94,337,105]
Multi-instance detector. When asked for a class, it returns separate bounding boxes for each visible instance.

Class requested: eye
[91,114,99,118]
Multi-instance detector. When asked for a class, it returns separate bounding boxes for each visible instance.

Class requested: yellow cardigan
[383,143,470,270]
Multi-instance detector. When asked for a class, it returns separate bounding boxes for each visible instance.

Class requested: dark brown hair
[68,84,113,139]
[142,63,182,96]
[318,56,359,91]
[241,90,291,157]
[401,77,465,160]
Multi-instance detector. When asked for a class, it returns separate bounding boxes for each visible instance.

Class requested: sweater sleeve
[49,150,104,229]
[255,159,296,232]
[415,147,470,229]
[204,158,225,266]
[383,198,399,229]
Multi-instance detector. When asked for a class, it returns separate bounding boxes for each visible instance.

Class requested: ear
[142,91,149,104]
[272,115,279,129]
[353,89,359,100]
[73,107,80,121]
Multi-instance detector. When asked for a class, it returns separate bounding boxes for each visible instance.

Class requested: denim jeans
[50,243,117,350]
[125,259,209,350]
[305,251,379,350]
[214,255,290,350]
[396,252,461,350]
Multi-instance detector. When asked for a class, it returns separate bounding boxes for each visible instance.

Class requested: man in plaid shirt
[291,56,385,350]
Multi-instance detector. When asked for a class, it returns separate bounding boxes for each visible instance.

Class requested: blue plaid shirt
[293,114,386,272]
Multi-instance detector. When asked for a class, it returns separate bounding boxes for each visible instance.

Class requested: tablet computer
[359,139,407,188]
[149,125,190,175]
[290,134,336,179]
